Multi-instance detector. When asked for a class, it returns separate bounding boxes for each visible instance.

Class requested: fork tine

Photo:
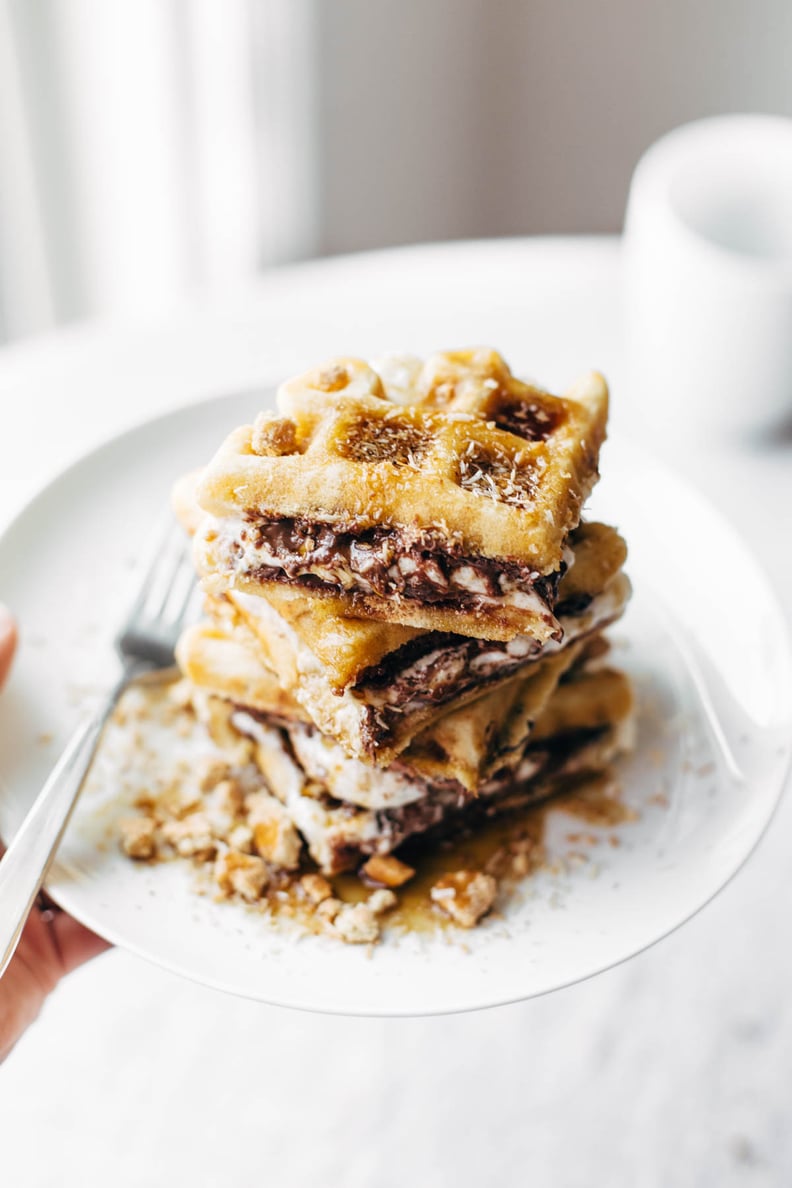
[117,515,202,669]
[163,553,199,626]
[147,538,192,621]
[170,581,201,634]
[124,517,183,622]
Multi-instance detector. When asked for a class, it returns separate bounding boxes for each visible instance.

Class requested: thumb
[0,605,17,690]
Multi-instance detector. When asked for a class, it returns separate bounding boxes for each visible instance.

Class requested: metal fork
[0,521,198,978]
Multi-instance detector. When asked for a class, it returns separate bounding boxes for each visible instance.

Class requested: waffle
[195,350,608,641]
[280,347,600,444]
[208,518,623,687]
[530,664,635,744]
[204,661,634,875]
[175,620,308,724]
[225,525,629,764]
[178,468,629,765]
[177,610,586,794]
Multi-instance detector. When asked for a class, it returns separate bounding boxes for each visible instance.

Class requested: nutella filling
[242,714,609,872]
[554,591,593,617]
[233,515,562,615]
[353,631,543,753]
[359,630,540,703]
[351,581,622,754]
[326,725,611,869]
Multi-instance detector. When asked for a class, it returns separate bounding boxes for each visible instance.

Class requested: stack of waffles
[175,349,633,892]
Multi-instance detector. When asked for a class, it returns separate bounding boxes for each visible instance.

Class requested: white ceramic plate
[1,390,790,1015]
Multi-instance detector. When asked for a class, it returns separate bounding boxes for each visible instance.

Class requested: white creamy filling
[233,706,424,812]
[497,580,554,613]
[545,575,629,658]
[232,711,304,802]
[450,565,492,595]
[288,726,425,810]
[237,715,385,869]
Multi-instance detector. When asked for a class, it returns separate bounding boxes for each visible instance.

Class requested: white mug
[623,115,792,438]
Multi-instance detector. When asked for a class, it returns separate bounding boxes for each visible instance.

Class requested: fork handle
[0,667,137,979]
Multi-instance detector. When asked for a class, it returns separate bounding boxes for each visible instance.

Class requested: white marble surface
[1,238,791,1187]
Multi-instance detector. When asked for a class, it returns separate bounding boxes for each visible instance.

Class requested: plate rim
[1,387,791,1016]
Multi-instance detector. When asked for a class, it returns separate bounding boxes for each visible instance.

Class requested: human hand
[0,605,111,1063]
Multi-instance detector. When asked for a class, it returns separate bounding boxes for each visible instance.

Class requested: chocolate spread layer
[326,726,609,871]
[232,630,542,757]
[235,606,611,759]
[359,631,540,693]
[354,632,544,753]
[554,592,593,617]
[229,703,611,872]
[238,516,561,610]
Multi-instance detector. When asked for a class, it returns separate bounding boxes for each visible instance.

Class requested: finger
[50,914,112,976]
[0,604,18,689]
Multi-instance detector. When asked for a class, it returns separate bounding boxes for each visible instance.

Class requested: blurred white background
[2,0,792,340]
[3,7,792,1188]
